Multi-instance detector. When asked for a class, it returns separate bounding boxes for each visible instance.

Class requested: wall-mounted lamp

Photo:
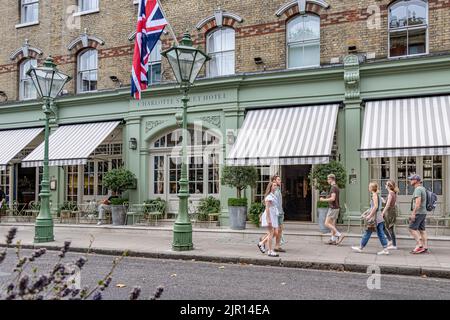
[129,137,138,150]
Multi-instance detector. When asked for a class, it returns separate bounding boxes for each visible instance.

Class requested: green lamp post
[162,32,210,251]
[27,56,71,243]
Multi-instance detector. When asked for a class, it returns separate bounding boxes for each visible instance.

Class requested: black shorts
[409,214,426,231]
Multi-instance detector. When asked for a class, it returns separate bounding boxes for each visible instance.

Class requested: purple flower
[5,227,17,246]
[31,275,49,292]
[59,241,71,258]
[75,256,87,269]
[92,292,103,300]
[18,275,29,296]
[100,277,112,291]
[0,250,6,264]
[6,283,14,292]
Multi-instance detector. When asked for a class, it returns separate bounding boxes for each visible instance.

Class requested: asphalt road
[1,249,450,300]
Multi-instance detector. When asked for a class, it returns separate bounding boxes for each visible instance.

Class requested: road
[1,249,450,300]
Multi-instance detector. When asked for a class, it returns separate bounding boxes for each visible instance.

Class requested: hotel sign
[134,92,232,109]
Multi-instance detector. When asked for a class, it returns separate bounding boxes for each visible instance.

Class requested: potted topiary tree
[309,161,347,233]
[103,168,136,226]
[221,166,258,230]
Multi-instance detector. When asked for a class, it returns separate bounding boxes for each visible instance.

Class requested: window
[21,0,39,24]
[84,161,95,196]
[149,41,162,85]
[97,161,109,196]
[77,49,98,93]
[153,156,165,194]
[397,157,417,196]
[208,154,220,194]
[19,59,37,100]
[287,14,320,69]
[79,0,99,12]
[369,158,391,197]
[423,156,443,195]
[169,156,181,194]
[389,0,427,57]
[66,165,78,203]
[253,166,271,203]
[1,166,10,203]
[206,28,235,77]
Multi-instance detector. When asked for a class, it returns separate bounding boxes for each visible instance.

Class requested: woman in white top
[257,182,280,257]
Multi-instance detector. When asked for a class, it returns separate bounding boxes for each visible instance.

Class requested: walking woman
[257,182,280,257]
[382,180,399,250]
[352,182,390,255]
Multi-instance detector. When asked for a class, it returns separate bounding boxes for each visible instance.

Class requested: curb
[2,243,449,280]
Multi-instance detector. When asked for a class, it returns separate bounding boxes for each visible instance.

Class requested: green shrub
[103,168,136,194]
[228,198,248,207]
[248,202,265,227]
[110,198,128,206]
[196,196,221,221]
[221,166,258,198]
[143,198,167,214]
[60,201,77,211]
[309,161,347,193]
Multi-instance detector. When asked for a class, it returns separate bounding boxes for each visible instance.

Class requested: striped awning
[0,128,43,171]
[22,121,120,167]
[360,96,450,158]
[226,104,339,165]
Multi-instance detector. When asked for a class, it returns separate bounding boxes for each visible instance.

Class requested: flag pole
[157,0,179,46]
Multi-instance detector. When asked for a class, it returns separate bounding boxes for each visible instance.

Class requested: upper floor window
[79,0,99,13]
[206,28,235,77]
[21,0,39,24]
[389,0,428,57]
[19,59,37,100]
[287,14,320,69]
[77,49,98,93]
[149,41,162,85]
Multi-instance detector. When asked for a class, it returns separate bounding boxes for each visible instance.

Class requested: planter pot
[111,205,127,225]
[228,206,247,230]
[317,207,330,233]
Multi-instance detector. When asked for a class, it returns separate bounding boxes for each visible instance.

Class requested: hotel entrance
[282,165,312,221]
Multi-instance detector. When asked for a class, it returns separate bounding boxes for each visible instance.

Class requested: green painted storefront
[1,53,450,226]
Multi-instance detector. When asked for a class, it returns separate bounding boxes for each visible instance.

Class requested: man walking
[408,175,429,254]
[0,187,6,208]
[273,175,286,252]
[320,174,345,245]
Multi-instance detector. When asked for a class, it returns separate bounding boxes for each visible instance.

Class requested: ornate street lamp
[162,32,210,251]
[27,56,71,243]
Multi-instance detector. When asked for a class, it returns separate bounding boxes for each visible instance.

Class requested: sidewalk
[1,223,450,279]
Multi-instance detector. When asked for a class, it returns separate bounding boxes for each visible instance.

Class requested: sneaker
[411,247,425,254]
[423,248,430,254]
[326,239,336,245]
[387,245,397,250]
[336,234,346,245]
[257,243,266,254]
[377,249,390,255]
[268,251,279,257]
[351,246,363,253]
[274,248,286,253]
[97,221,102,225]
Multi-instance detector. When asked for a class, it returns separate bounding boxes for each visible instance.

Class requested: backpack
[425,188,438,212]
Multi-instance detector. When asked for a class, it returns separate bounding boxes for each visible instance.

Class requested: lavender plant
[0,227,163,300]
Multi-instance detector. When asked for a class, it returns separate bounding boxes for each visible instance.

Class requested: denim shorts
[409,214,426,231]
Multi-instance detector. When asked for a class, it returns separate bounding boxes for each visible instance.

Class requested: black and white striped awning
[360,96,450,158]
[22,121,120,167]
[226,104,339,166]
[0,127,43,171]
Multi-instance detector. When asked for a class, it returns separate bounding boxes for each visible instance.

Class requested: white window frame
[206,27,235,77]
[286,14,321,70]
[19,59,37,101]
[20,0,39,25]
[149,40,162,85]
[74,0,100,16]
[77,49,98,93]
[388,0,429,58]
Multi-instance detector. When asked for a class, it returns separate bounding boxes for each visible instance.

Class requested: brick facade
[0,0,449,102]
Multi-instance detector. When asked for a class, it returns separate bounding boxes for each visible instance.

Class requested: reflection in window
[79,0,99,12]
[254,167,271,203]
[207,28,235,77]
[154,156,165,194]
[389,0,427,57]
[78,49,98,93]
[287,14,320,68]
[19,59,37,100]
[84,161,95,196]
[397,157,416,195]
[423,156,443,195]
[21,0,39,24]
[149,40,162,85]
[67,165,78,202]
[369,158,391,197]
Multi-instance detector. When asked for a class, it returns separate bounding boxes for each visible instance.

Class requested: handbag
[361,209,376,232]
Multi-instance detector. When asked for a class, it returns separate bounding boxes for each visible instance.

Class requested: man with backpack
[408,175,430,254]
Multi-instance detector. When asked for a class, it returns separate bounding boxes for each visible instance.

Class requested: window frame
[20,0,39,24]
[77,0,100,15]
[19,59,37,101]
[388,0,429,58]
[77,48,98,94]
[148,40,162,86]
[286,14,321,70]
[206,27,236,78]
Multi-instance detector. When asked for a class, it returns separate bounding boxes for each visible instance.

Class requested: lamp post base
[172,222,193,251]
[34,218,54,243]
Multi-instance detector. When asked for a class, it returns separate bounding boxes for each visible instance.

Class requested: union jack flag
[131,0,167,100]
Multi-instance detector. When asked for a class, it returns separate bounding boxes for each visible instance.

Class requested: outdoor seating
[126,204,146,225]
[144,203,164,226]
[344,203,364,234]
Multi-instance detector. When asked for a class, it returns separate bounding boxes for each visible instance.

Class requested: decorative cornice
[344,54,360,100]
[199,115,221,128]
[275,0,330,16]
[196,9,243,30]
[145,120,167,133]
[10,39,43,61]
[68,29,105,51]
